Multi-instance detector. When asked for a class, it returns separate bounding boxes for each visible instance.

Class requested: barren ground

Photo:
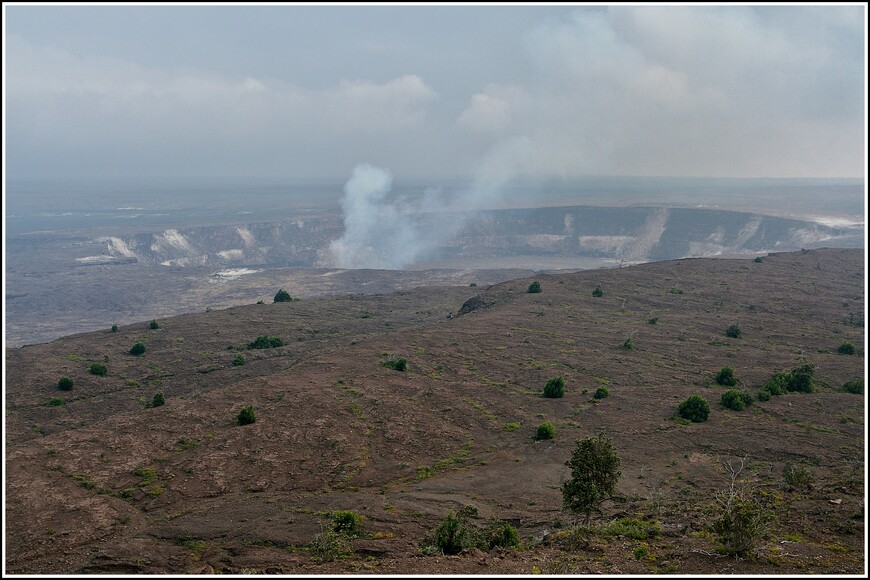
[4,248,866,575]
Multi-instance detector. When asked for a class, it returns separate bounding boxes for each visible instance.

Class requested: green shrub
[725,324,742,338]
[593,386,609,399]
[713,497,772,556]
[753,256,763,263]
[622,335,634,350]
[149,319,160,330]
[129,342,146,356]
[757,389,771,402]
[543,376,565,398]
[476,520,520,550]
[331,510,362,536]
[721,389,750,411]
[232,354,246,366]
[382,357,408,371]
[678,394,710,422]
[534,422,556,440]
[433,512,468,555]
[89,363,107,376]
[273,289,294,303]
[111,324,118,332]
[763,372,788,395]
[47,397,65,407]
[57,376,74,391]
[247,335,284,349]
[237,405,256,425]
[592,286,603,297]
[715,366,737,386]
[648,316,659,324]
[601,518,662,540]
[837,341,856,355]
[785,364,815,393]
[309,528,350,563]
[842,378,863,394]
[527,281,542,294]
[152,392,165,408]
[782,462,814,490]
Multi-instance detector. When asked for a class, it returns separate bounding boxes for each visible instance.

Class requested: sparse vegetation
[842,378,863,394]
[237,405,256,425]
[47,397,65,407]
[648,315,659,324]
[534,422,556,440]
[527,280,542,294]
[715,366,737,386]
[382,357,408,371]
[273,289,294,303]
[57,376,74,391]
[309,527,350,562]
[425,510,519,556]
[89,363,107,376]
[678,394,710,422]
[712,458,773,556]
[562,433,621,527]
[593,386,609,399]
[592,286,603,297]
[149,319,160,330]
[782,462,814,490]
[129,342,146,356]
[837,341,856,355]
[543,376,565,398]
[232,354,246,366]
[247,335,283,349]
[725,324,742,338]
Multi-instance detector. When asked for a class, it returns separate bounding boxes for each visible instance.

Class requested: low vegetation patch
[129,342,146,356]
[151,392,165,408]
[593,386,609,399]
[534,422,556,440]
[57,376,74,391]
[715,366,737,386]
[89,363,107,376]
[149,320,160,330]
[247,335,284,349]
[273,289,295,303]
[527,281,542,294]
[592,286,603,297]
[782,462,814,490]
[725,324,742,338]
[837,341,856,355]
[331,510,362,536]
[237,405,256,425]
[232,354,246,366]
[721,389,752,411]
[842,378,863,394]
[601,518,662,540]
[47,397,65,407]
[382,357,408,371]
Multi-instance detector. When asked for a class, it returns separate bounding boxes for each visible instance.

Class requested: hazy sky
[3,3,866,181]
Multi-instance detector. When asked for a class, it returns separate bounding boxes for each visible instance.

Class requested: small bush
[785,364,815,393]
[842,378,863,394]
[476,520,520,550]
[593,386,609,399]
[152,392,165,408]
[757,389,771,402]
[129,342,146,356]
[622,335,634,350]
[725,324,742,338]
[274,289,294,303]
[149,319,160,330]
[592,286,603,297]
[763,372,789,395]
[247,335,284,349]
[111,324,118,333]
[47,397,65,407]
[713,497,772,556]
[331,510,362,536]
[534,422,556,440]
[89,363,107,376]
[715,366,737,386]
[57,376,74,391]
[232,354,246,366]
[782,462,814,490]
[678,394,710,422]
[527,281,542,294]
[309,528,350,563]
[237,405,256,425]
[543,376,565,398]
[382,357,408,372]
[753,256,763,263]
[648,316,659,324]
[433,512,468,555]
[837,341,856,355]
[601,518,662,540]
[721,389,751,411]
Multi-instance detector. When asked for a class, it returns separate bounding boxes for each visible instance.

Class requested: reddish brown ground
[5,248,866,574]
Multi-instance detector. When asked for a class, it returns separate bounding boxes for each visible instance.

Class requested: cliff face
[87,205,861,268]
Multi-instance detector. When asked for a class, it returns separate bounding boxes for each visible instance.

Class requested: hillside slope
[4,248,865,574]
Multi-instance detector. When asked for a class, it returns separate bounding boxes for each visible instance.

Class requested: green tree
[715,366,737,386]
[129,342,146,356]
[678,394,710,422]
[527,281,542,294]
[561,433,622,527]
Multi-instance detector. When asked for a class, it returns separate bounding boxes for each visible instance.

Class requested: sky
[3,3,867,182]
